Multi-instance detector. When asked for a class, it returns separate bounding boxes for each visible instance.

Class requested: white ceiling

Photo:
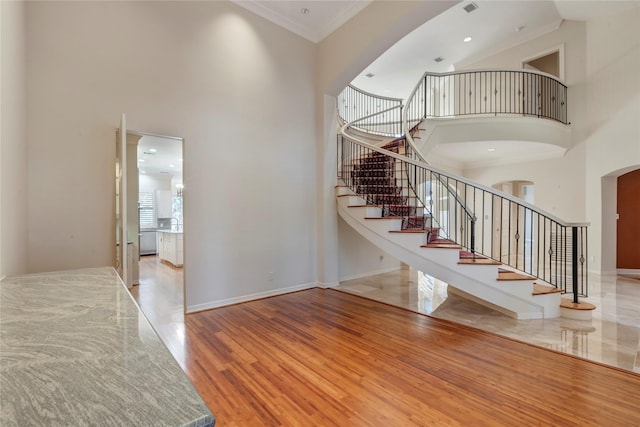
[352,1,563,99]
[137,135,183,176]
[231,0,372,43]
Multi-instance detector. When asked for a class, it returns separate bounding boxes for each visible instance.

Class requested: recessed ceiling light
[464,36,472,43]
[138,159,145,162]
[516,25,526,32]
[140,170,147,174]
[488,148,496,152]
[434,57,444,63]
[148,148,157,153]
[365,72,375,78]
[169,164,175,168]
[300,8,309,14]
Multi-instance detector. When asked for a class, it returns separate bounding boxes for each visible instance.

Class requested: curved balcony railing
[337,85,403,137]
[404,69,568,133]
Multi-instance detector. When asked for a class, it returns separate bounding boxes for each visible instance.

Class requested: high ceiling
[230,0,372,43]
[232,0,639,169]
[234,0,639,99]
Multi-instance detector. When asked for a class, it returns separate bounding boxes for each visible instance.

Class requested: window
[139,192,155,228]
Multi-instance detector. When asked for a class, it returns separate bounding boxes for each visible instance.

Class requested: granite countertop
[0,267,214,427]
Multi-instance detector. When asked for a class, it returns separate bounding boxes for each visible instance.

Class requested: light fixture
[169,164,175,168]
[148,148,157,153]
[516,25,526,32]
[138,159,145,162]
[434,57,444,63]
[464,36,472,43]
[365,72,375,78]
[300,8,309,14]
[488,148,496,152]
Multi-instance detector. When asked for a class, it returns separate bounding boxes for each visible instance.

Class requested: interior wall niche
[522,45,564,81]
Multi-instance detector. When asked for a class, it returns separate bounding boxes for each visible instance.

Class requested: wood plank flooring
[178,288,640,426]
[132,258,640,425]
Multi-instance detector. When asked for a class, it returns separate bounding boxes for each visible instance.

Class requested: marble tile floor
[337,268,640,373]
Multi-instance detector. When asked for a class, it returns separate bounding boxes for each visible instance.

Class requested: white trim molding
[186,281,317,313]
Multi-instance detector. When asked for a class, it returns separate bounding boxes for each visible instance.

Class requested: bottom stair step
[560,297,596,310]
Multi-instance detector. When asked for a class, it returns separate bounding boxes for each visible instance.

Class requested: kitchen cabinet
[156,190,172,219]
[158,231,183,267]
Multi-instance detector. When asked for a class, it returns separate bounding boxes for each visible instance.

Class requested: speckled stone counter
[0,267,215,427]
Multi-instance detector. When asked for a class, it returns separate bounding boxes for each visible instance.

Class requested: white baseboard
[186,281,317,314]
[338,266,402,283]
[317,281,339,289]
[617,269,640,276]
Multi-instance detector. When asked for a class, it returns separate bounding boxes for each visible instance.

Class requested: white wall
[584,7,640,273]
[338,216,401,281]
[26,1,317,311]
[1,0,28,277]
[464,143,586,222]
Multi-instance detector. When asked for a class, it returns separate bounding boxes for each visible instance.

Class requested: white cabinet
[156,190,172,219]
[158,231,183,267]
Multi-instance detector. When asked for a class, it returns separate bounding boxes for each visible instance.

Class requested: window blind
[139,192,155,228]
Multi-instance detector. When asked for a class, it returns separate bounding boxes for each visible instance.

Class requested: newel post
[572,226,579,304]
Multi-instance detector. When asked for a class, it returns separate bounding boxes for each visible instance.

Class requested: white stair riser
[494,280,536,299]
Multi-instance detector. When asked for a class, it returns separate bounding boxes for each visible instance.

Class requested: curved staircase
[337,139,562,319]
[336,75,591,320]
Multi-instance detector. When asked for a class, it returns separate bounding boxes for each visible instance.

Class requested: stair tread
[560,297,596,310]
[389,229,425,234]
[458,258,501,265]
[532,283,562,295]
[364,216,403,220]
[497,271,535,281]
[459,250,484,259]
[421,243,463,249]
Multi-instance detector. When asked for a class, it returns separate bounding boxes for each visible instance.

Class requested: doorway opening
[129,131,185,317]
[491,180,535,267]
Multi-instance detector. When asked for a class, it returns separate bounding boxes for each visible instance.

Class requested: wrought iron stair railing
[337,85,404,137]
[403,69,569,134]
[337,69,588,300]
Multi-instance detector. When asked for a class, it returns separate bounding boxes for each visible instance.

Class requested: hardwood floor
[133,259,640,426]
